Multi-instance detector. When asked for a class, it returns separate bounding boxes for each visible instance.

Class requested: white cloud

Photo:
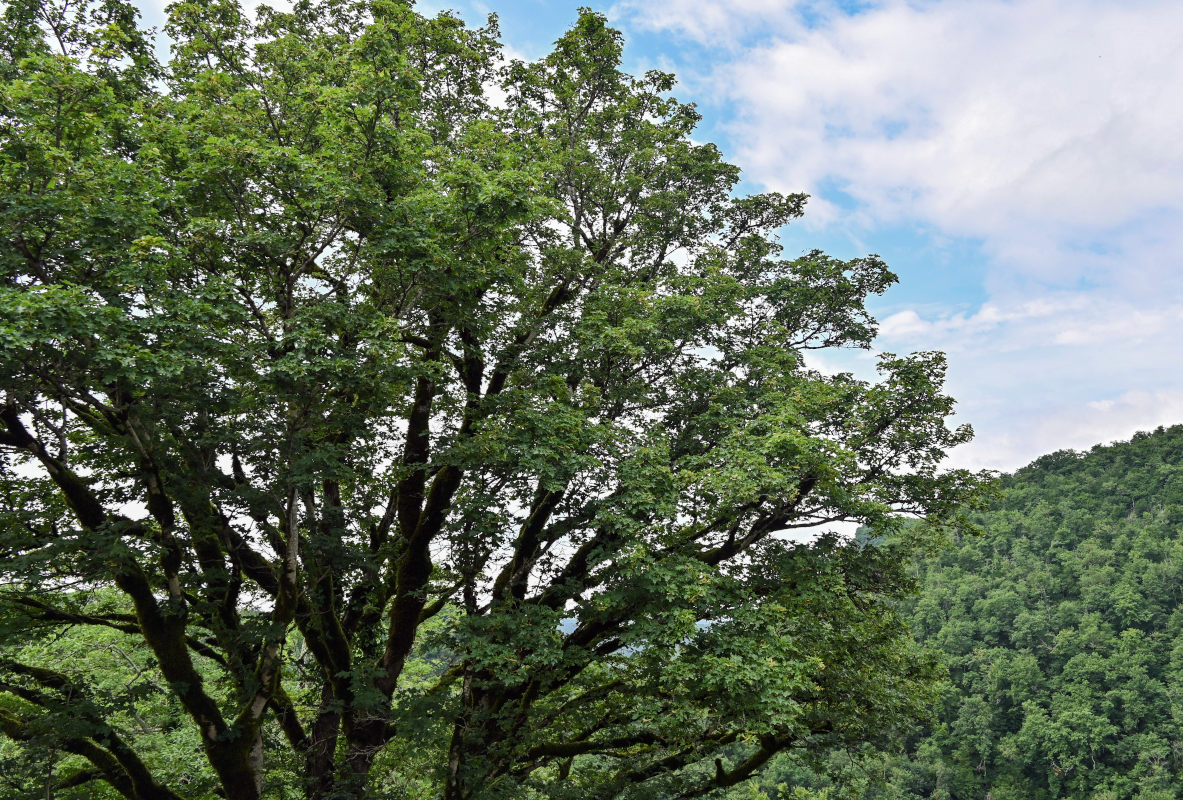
[878,297,1092,344]
[951,389,1183,471]
[611,0,810,48]
[878,294,1182,353]
[875,294,1183,470]
[622,0,1183,294]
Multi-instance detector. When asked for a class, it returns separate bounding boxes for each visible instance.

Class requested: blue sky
[137,0,1183,472]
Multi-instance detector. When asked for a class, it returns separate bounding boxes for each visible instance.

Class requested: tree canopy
[0,1,982,798]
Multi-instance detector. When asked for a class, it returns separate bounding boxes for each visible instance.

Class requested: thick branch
[1,595,227,666]
[0,666,186,800]
[0,406,261,798]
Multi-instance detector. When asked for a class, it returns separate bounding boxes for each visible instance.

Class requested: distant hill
[728,426,1183,800]
[891,425,1183,800]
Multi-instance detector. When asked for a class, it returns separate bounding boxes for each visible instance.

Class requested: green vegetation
[12,411,1182,800]
[726,426,1183,800]
[0,1,980,798]
[896,426,1183,800]
[3,4,1180,798]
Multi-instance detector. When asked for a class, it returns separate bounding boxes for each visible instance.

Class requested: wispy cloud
[611,0,812,47]
[874,295,1183,469]
[696,1,1183,287]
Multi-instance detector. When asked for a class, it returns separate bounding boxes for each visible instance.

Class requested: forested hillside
[731,425,1183,800]
[894,425,1183,800]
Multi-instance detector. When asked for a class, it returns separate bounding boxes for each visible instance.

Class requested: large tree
[0,1,983,798]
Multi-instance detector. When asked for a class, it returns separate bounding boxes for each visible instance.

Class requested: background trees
[0,1,981,797]
[890,427,1183,800]
[735,427,1183,800]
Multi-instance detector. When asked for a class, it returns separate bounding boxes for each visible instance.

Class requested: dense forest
[897,426,1183,800]
[735,425,1183,800]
